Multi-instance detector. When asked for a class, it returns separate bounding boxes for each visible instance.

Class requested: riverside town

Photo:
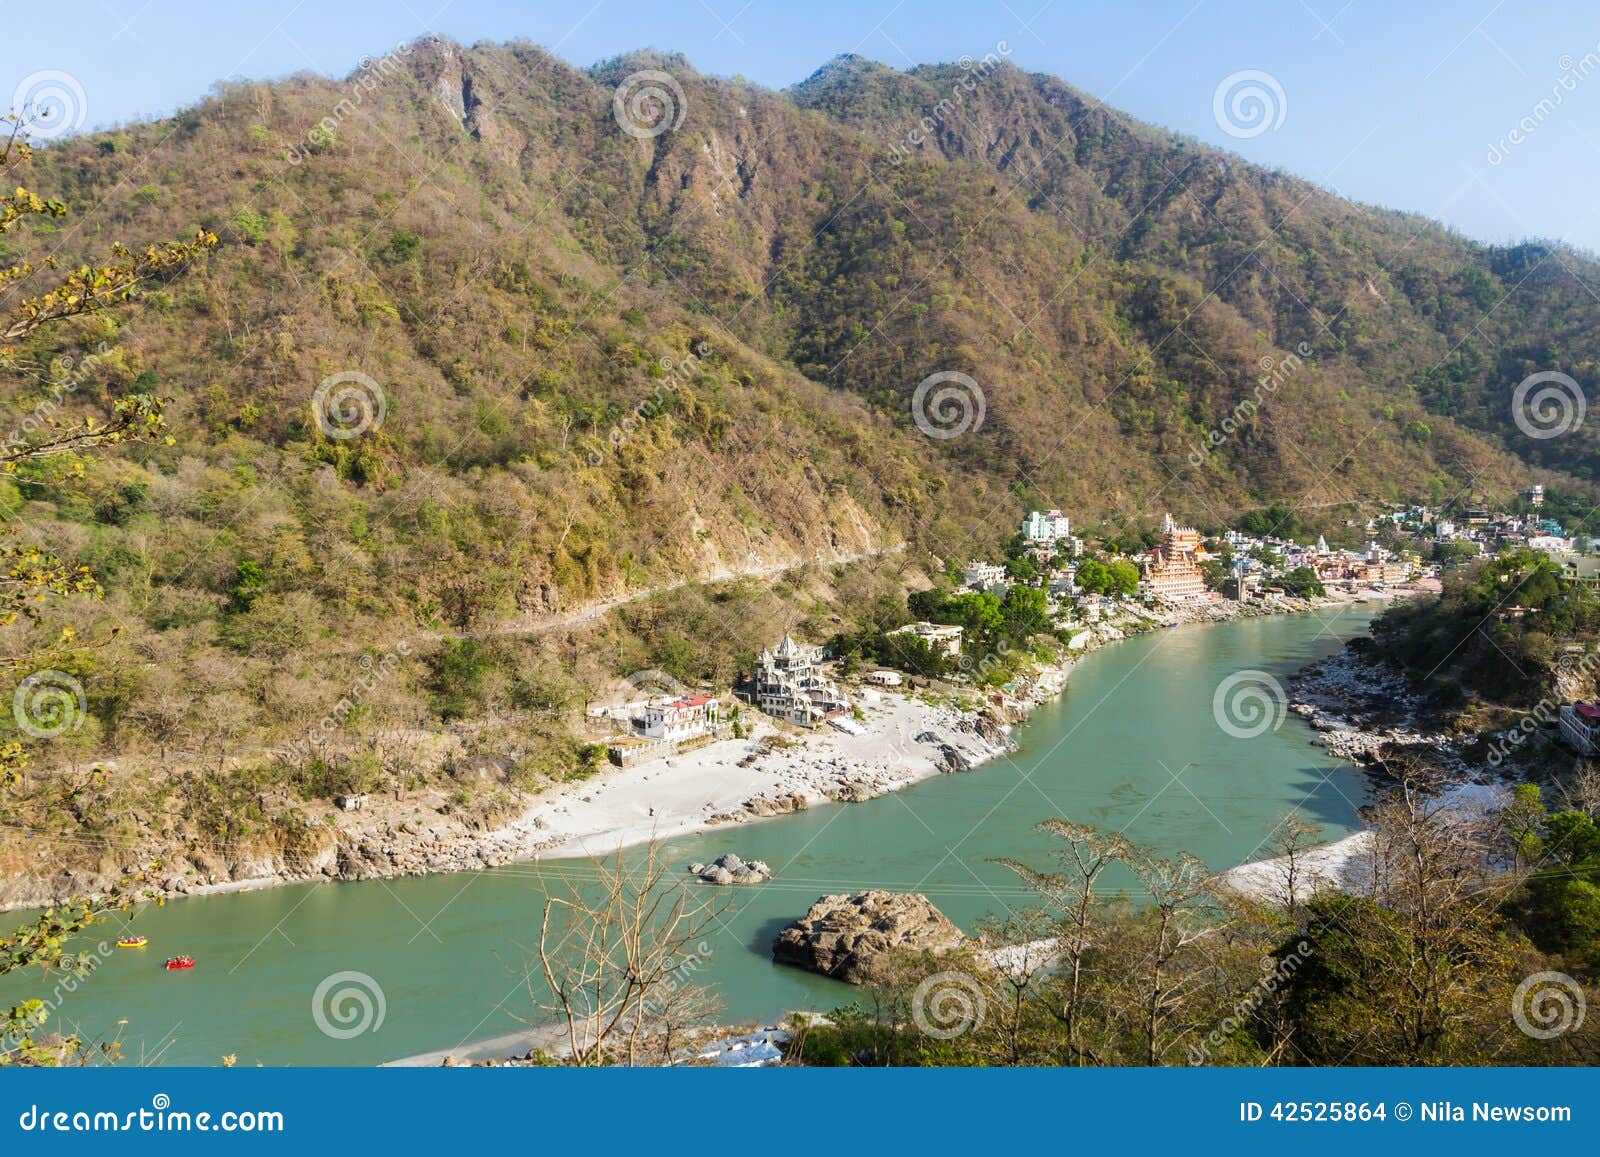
[1,3,1597,1150]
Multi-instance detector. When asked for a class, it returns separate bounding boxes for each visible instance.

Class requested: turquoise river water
[3,607,1378,1065]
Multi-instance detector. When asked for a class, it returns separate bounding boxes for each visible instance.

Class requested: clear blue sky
[8,0,1600,250]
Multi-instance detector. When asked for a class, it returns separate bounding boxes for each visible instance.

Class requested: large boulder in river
[688,853,771,885]
[771,891,964,984]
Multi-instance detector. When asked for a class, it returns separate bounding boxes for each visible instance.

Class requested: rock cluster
[707,791,812,825]
[688,853,772,885]
[771,890,964,984]
[1290,650,1464,772]
[820,773,885,802]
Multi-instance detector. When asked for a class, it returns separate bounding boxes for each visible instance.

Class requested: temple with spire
[751,635,851,727]
[1142,513,1208,601]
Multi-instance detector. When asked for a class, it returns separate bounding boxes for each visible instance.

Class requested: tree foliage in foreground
[1,111,206,1064]
[786,772,1600,1067]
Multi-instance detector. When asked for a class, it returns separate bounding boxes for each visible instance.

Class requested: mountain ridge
[4,33,1600,891]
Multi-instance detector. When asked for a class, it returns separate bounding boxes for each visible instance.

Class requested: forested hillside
[4,36,1599,890]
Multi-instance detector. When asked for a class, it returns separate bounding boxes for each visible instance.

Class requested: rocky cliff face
[771,890,964,983]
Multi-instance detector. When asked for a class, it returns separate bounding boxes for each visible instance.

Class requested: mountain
[4,37,1600,870]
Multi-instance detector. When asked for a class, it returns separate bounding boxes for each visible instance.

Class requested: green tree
[1279,566,1325,599]
[1104,559,1140,596]
[1001,584,1049,638]
[1073,558,1110,594]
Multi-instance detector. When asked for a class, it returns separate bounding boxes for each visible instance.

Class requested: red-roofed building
[635,694,719,741]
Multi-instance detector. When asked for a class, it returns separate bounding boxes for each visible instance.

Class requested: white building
[1560,703,1600,756]
[752,636,850,727]
[634,695,718,741]
[964,560,1006,590]
[889,620,964,657]
[1021,509,1072,543]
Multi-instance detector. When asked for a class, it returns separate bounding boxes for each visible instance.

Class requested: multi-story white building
[752,636,850,727]
[634,694,718,741]
[1021,509,1072,543]
[964,560,1007,590]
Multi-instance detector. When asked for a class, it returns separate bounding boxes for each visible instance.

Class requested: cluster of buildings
[1216,524,1416,598]
[602,635,858,765]
[598,492,1599,766]
[1409,492,1599,590]
[1342,490,1600,593]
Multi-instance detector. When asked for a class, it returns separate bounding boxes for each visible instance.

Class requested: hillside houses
[889,620,964,656]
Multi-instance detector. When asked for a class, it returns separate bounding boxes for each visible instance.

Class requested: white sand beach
[1218,781,1510,902]
[507,691,1022,861]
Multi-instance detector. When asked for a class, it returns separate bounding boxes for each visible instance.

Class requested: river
[4,607,1378,1066]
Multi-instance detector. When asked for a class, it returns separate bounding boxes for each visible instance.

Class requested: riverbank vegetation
[1370,548,1599,708]
[8,31,1600,1068]
[785,771,1600,1067]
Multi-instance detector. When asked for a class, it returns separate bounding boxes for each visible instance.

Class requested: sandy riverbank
[2,587,1393,913]
[1216,781,1509,902]
[1217,587,1518,902]
[512,691,1027,862]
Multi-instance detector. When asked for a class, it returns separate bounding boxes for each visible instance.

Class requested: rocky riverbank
[0,682,1032,912]
[1218,610,1518,903]
[1287,646,1469,774]
[1,590,1385,914]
